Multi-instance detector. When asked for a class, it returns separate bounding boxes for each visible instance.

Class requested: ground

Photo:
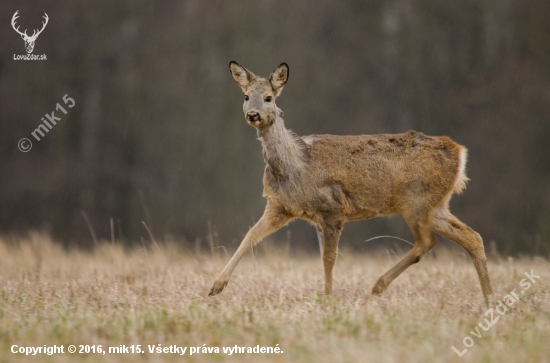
[0,234,549,363]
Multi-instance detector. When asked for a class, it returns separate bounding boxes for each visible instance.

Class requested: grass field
[0,234,549,363]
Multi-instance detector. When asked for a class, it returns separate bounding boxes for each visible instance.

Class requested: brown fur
[209,62,493,305]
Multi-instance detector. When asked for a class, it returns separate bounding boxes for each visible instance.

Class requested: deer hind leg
[432,206,493,304]
[209,202,292,296]
[320,219,344,295]
[372,213,437,295]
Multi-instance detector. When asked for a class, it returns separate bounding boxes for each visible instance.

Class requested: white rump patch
[453,147,469,194]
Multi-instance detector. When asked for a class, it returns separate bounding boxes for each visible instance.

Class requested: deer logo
[11,10,49,54]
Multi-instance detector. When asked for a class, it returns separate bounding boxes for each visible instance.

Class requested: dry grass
[0,233,549,363]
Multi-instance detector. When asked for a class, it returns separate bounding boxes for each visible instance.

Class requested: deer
[209,61,493,305]
[11,11,49,54]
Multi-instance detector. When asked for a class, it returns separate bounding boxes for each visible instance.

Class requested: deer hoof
[209,280,228,296]
[372,278,387,295]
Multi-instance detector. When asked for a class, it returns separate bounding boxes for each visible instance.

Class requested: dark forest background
[1,0,549,255]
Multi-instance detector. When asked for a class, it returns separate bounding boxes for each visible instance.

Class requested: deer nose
[246,111,260,122]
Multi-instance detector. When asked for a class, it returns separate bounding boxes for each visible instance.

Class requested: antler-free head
[229,61,289,128]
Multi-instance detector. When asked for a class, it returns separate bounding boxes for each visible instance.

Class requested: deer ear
[229,61,255,90]
[268,63,289,96]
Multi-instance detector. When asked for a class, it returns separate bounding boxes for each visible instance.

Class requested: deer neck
[258,115,307,179]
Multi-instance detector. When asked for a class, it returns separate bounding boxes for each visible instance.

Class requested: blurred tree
[0,0,548,255]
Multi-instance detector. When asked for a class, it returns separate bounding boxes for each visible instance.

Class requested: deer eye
[264,96,272,102]
[244,95,249,101]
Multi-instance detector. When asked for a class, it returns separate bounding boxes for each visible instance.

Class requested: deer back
[262,130,466,223]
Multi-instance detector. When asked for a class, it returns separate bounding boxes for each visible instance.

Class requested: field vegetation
[0,234,549,362]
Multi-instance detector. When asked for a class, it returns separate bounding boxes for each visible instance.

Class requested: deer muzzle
[246,111,261,124]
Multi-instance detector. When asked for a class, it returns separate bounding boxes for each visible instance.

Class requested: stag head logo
[11,11,49,54]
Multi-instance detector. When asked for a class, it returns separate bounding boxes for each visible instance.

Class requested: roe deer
[209,61,493,304]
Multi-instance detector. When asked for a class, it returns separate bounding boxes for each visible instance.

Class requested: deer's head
[11,11,49,54]
[229,61,289,129]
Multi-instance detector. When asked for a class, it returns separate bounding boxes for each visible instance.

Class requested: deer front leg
[209,202,291,296]
[320,219,344,295]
